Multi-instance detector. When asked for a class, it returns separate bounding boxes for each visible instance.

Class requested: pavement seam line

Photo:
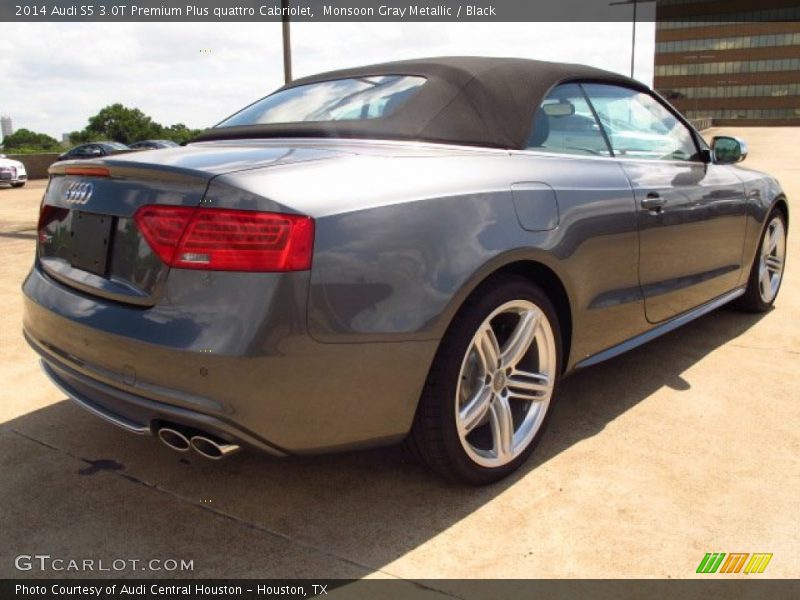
[5,426,466,598]
[727,343,800,355]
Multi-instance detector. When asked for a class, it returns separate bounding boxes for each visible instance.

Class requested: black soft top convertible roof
[193,56,650,150]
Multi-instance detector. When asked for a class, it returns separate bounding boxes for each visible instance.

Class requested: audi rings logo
[64,182,94,205]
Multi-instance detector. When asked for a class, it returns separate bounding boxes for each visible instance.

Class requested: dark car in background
[24,57,788,484]
[57,141,130,161]
[129,140,179,150]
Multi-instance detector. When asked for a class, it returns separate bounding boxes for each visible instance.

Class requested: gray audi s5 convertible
[24,57,788,484]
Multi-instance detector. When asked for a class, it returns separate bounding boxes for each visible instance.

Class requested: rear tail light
[37,204,55,244]
[134,206,314,272]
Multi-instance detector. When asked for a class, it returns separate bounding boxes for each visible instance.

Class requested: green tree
[161,123,204,144]
[2,128,60,151]
[70,104,205,145]
[81,103,164,144]
[66,129,97,145]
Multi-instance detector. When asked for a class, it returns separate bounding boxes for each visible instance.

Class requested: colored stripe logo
[697,553,772,574]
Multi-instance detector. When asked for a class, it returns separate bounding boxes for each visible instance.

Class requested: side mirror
[711,136,747,164]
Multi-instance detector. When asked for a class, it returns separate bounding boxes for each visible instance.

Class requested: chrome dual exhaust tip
[190,435,241,460]
[157,426,240,460]
[157,427,191,452]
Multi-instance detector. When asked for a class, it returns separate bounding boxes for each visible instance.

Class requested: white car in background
[0,154,27,187]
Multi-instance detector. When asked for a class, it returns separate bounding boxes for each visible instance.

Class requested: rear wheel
[735,209,787,312]
[406,275,562,485]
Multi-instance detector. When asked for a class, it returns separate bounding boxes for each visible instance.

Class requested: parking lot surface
[0,128,797,584]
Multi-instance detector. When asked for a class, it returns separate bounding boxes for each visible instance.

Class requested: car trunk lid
[38,144,344,305]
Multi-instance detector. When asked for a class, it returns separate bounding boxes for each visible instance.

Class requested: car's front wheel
[407,275,562,485]
[12,182,26,188]
[735,207,787,312]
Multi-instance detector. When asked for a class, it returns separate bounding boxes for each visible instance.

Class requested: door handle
[641,193,667,212]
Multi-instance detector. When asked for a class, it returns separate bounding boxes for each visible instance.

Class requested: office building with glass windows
[654,0,800,125]
[0,116,13,140]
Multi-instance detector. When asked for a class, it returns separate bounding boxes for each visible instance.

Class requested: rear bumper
[23,263,438,455]
[33,349,287,456]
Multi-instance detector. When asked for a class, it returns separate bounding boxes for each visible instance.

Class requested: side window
[582,83,700,161]
[526,83,611,156]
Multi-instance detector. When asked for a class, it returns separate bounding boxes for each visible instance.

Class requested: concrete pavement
[0,128,797,585]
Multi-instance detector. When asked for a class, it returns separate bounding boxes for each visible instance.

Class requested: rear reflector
[134,206,314,272]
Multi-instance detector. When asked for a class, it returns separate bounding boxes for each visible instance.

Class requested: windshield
[217,75,426,127]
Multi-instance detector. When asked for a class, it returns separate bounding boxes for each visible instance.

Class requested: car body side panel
[620,160,748,323]
[729,167,786,284]
[512,153,646,369]
[237,150,647,372]
[168,144,647,369]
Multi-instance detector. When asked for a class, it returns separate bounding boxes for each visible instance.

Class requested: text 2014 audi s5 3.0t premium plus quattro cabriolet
[23,58,788,484]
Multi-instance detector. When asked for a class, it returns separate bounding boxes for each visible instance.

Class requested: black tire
[733,207,787,312]
[405,275,562,485]
[11,182,25,188]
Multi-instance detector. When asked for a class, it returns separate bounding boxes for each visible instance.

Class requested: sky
[0,21,655,140]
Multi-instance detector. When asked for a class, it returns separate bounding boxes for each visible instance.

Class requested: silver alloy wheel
[455,299,556,468]
[758,216,786,304]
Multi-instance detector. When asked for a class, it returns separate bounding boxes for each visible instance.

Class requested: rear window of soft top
[217,75,426,127]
